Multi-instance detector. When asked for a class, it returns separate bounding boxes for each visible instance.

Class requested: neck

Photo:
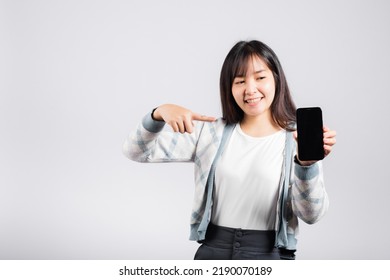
[240,112,281,137]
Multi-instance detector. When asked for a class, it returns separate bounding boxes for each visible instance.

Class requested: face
[231,55,276,121]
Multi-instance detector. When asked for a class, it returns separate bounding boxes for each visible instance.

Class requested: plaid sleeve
[122,111,200,163]
[291,160,329,224]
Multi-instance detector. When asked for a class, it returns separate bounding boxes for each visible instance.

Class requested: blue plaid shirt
[123,112,329,250]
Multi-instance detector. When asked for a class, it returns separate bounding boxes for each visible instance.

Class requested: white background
[1,0,389,259]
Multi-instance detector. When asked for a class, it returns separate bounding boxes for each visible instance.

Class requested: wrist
[294,155,316,166]
[151,107,163,121]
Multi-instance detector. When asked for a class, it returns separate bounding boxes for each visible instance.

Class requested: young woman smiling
[123,40,336,260]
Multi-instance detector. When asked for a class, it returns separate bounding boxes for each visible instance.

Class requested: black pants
[194,223,295,260]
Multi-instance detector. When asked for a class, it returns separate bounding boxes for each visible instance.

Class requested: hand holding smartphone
[296,107,324,161]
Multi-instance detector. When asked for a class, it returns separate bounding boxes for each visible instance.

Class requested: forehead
[234,55,270,77]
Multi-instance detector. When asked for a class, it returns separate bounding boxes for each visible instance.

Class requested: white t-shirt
[212,124,286,230]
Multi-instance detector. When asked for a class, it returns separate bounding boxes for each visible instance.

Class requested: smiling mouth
[245,97,262,104]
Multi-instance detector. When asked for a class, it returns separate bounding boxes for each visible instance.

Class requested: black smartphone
[296,107,324,161]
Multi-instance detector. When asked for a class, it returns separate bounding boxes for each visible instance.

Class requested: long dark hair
[220,40,296,130]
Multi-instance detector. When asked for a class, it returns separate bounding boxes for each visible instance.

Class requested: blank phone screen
[296,107,324,161]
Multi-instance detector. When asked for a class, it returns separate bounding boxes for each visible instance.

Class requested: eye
[234,79,245,85]
[256,76,266,80]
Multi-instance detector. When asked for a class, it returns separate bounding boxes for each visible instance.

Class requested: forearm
[291,160,329,224]
[123,111,200,163]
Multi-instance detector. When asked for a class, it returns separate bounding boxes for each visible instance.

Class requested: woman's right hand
[152,104,216,134]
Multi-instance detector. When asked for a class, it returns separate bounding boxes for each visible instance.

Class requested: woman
[123,40,336,260]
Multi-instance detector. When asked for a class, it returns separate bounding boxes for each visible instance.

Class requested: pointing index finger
[192,112,217,122]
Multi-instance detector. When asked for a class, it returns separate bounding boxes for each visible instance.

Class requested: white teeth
[245,97,261,103]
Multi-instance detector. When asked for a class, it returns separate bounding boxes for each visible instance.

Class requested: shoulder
[286,122,297,131]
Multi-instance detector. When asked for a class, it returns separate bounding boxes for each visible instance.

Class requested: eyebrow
[235,70,266,78]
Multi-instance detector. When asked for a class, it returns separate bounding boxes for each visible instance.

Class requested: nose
[245,78,257,95]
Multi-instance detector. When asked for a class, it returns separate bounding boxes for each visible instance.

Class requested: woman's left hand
[323,126,337,157]
[293,126,337,166]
